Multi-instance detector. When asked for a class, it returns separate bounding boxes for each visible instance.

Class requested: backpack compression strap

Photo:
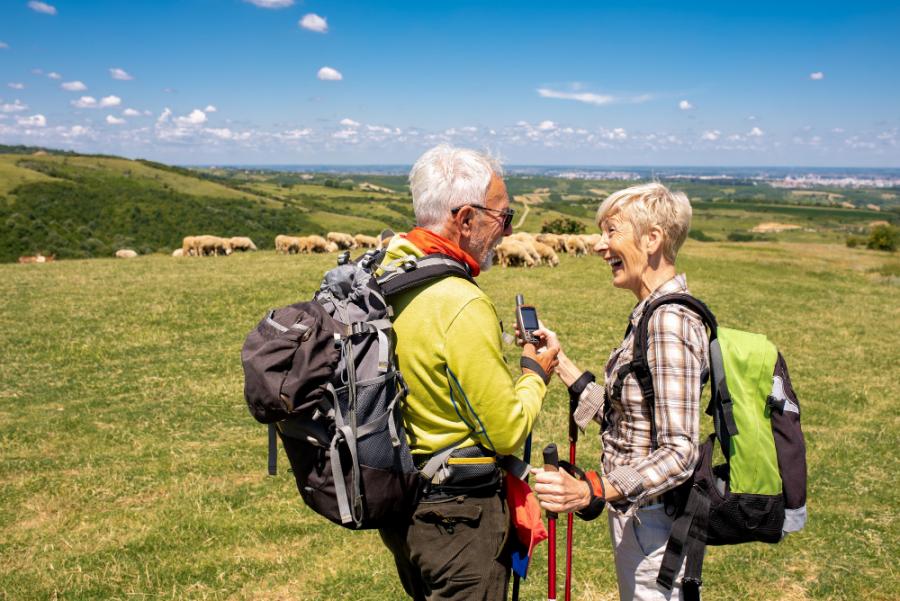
[377,253,475,297]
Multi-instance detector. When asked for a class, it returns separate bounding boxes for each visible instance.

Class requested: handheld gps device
[515,294,540,345]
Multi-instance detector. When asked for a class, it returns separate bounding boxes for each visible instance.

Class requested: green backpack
[614,293,807,601]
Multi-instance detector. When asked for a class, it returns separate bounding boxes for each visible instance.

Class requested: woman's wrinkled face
[596,213,647,294]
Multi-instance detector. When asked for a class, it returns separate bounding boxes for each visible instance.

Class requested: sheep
[495,239,536,268]
[229,236,258,252]
[533,241,559,267]
[172,248,184,257]
[115,249,138,259]
[536,233,565,253]
[304,235,331,254]
[195,235,232,256]
[182,236,198,256]
[275,235,302,254]
[564,235,587,257]
[327,232,356,250]
[580,234,603,254]
[354,234,380,249]
[18,254,54,264]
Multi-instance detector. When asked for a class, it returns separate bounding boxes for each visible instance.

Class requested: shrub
[689,229,714,242]
[541,217,585,235]
[867,225,898,252]
[727,231,755,242]
[846,235,866,248]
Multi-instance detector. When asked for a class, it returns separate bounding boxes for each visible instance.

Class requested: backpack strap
[656,483,710,598]
[377,253,475,297]
[617,293,738,444]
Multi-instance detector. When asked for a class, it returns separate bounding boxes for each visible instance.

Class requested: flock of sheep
[110,231,601,267]
[494,232,602,268]
[274,232,381,254]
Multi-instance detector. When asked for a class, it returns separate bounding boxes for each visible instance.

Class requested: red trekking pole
[543,443,559,601]
[565,398,578,601]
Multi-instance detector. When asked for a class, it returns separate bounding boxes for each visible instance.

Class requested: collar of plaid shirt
[626,273,690,331]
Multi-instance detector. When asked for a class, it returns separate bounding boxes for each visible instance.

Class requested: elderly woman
[534,183,709,601]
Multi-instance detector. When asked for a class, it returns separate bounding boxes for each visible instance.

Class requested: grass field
[2,241,898,600]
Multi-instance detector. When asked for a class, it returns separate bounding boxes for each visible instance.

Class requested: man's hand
[521,323,560,379]
[531,466,592,513]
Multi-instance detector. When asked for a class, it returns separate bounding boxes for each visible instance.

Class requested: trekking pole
[544,443,559,601]
[564,397,578,601]
[510,433,532,601]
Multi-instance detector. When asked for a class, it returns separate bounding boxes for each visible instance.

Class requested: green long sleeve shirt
[381,236,547,457]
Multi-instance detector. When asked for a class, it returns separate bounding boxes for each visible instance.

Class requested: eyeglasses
[450,204,515,229]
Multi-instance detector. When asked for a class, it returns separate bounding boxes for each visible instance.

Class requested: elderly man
[377,144,559,601]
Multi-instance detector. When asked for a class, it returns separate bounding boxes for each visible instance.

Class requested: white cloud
[123,108,141,117]
[244,0,293,8]
[174,109,208,126]
[679,100,693,110]
[701,130,721,141]
[8,83,25,90]
[100,95,121,107]
[157,108,172,124]
[67,125,89,137]
[0,42,8,50]
[602,127,628,140]
[367,125,393,134]
[61,81,87,91]
[537,88,614,106]
[537,120,557,131]
[18,114,47,127]
[71,96,98,108]
[748,126,764,137]
[33,68,44,75]
[300,13,328,33]
[279,128,312,140]
[204,105,217,113]
[832,127,845,134]
[106,115,126,125]
[340,118,360,127]
[47,71,61,80]
[1,100,28,113]
[810,72,824,80]
[109,68,134,81]
[317,66,343,81]
[333,128,358,139]
[28,1,57,15]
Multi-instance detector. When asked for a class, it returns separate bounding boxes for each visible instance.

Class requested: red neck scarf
[402,227,481,277]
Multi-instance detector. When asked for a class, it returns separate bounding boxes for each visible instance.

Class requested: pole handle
[543,443,559,519]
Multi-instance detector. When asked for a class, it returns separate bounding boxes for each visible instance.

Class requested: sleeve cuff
[607,465,646,499]
[573,381,604,430]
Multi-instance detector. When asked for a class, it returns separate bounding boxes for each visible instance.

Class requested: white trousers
[607,503,687,601]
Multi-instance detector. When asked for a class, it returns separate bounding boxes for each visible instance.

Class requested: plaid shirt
[573,274,709,510]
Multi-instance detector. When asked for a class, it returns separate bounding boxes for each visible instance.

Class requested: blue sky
[1,0,898,166]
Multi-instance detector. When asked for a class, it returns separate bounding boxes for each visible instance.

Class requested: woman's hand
[531,466,593,514]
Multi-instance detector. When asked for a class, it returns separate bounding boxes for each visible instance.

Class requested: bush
[541,217,585,235]
[867,225,898,252]
[689,229,714,242]
[727,231,755,242]
[846,235,866,248]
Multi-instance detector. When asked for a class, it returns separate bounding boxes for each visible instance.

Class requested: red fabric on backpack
[402,227,481,277]
[505,473,548,560]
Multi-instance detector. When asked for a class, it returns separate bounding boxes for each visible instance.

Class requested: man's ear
[456,206,476,237]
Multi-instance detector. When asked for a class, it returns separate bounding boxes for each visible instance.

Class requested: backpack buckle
[337,251,350,265]
[401,259,417,271]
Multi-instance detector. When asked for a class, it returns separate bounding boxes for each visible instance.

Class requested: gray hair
[409,144,503,230]
[596,182,692,263]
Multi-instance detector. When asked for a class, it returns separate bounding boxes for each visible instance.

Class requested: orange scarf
[401,227,481,277]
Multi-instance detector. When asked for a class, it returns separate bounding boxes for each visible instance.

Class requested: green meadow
[2,240,898,600]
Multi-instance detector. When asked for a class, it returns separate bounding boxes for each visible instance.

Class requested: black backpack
[609,294,807,600]
[241,250,474,529]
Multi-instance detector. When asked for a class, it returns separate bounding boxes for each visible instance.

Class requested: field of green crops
[1,241,898,600]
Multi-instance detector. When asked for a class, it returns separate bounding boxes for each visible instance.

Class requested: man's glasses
[451,204,515,229]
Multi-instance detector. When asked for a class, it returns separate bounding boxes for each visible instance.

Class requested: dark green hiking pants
[379,492,511,601]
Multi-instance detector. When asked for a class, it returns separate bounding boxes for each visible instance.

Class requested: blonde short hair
[596,182,692,263]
